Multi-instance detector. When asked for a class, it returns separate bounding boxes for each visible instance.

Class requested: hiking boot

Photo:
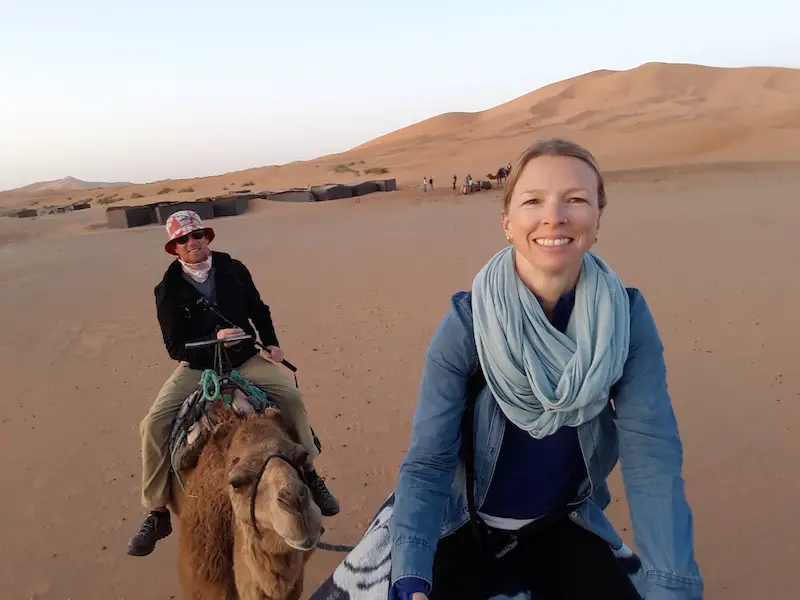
[126,510,172,557]
[307,475,340,517]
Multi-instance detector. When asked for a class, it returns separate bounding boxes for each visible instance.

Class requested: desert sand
[1,62,800,599]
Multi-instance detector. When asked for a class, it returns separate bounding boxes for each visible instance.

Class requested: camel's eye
[228,464,253,490]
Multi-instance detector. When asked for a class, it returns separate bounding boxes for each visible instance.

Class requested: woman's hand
[411,595,428,600]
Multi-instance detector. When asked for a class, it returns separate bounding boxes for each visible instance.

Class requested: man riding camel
[126,210,340,557]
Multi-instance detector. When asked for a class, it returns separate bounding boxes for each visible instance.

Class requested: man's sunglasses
[174,230,206,245]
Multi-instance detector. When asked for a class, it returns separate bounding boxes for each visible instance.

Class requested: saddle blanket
[168,370,274,474]
[309,493,645,600]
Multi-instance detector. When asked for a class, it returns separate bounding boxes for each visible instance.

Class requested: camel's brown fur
[226,408,322,600]
[232,515,316,600]
[171,405,320,600]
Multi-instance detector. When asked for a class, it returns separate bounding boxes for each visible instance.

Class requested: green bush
[332,164,359,175]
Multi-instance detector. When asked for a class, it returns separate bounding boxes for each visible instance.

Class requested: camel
[170,405,323,600]
[486,165,511,187]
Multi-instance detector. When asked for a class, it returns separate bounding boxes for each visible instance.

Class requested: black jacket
[154,251,280,370]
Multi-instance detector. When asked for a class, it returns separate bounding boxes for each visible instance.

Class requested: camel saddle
[168,370,276,477]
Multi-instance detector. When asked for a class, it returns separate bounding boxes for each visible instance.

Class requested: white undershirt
[477,511,536,531]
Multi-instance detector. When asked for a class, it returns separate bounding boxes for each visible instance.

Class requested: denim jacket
[390,288,704,600]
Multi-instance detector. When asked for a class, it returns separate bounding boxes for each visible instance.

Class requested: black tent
[155,201,215,225]
[370,178,397,192]
[268,189,316,203]
[349,181,380,197]
[106,205,153,228]
[311,184,352,201]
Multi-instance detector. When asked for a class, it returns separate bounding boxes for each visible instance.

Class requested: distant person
[429,177,434,191]
[389,138,703,599]
[126,210,340,558]
[452,174,457,191]
[423,177,428,192]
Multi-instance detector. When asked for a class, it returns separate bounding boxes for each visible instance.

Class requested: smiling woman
[388,138,703,600]
[501,139,607,316]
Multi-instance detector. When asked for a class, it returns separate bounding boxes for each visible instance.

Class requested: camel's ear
[262,406,300,443]
[263,407,281,420]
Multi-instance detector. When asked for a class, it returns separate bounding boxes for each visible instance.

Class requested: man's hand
[261,345,284,364]
[217,327,245,347]
[411,595,428,600]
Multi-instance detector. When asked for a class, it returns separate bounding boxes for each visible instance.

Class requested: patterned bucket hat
[164,210,215,255]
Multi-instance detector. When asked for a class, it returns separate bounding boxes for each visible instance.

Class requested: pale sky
[1,0,798,191]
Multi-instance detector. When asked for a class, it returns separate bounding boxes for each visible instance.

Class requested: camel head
[225,408,323,551]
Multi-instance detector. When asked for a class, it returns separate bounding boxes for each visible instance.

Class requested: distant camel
[486,166,511,187]
[170,405,323,600]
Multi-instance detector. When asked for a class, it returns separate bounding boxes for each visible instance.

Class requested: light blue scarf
[471,245,631,439]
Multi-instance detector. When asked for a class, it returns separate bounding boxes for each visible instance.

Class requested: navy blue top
[393,289,585,600]
[479,288,585,519]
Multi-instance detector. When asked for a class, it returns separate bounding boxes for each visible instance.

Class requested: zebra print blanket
[310,493,396,600]
[308,493,644,600]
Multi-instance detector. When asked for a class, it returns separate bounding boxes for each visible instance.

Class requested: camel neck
[235,527,305,600]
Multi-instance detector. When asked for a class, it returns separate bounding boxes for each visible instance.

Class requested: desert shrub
[332,164,359,175]
[178,186,194,193]
[130,192,145,199]
[364,167,390,175]
[157,187,174,195]
[242,181,254,187]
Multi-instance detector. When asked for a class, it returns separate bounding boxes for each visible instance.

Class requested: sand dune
[1,60,800,599]
[7,176,133,195]
[3,61,799,213]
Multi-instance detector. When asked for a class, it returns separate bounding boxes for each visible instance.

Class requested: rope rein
[170,364,353,552]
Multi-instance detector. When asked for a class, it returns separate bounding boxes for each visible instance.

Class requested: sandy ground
[0,163,799,599]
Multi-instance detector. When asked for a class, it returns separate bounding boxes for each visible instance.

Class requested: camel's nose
[278,487,306,512]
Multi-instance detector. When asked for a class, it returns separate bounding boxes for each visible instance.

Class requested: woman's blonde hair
[502,138,606,212]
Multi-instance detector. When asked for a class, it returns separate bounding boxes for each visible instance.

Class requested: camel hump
[168,370,278,476]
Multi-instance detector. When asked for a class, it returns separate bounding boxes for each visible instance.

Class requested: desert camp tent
[370,178,397,192]
[155,201,215,225]
[210,195,250,217]
[268,189,316,203]
[106,205,154,229]
[349,181,380,197]
[311,184,352,201]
